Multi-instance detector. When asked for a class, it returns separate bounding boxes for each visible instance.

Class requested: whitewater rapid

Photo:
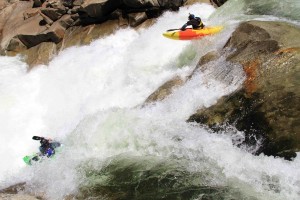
[0,2,299,200]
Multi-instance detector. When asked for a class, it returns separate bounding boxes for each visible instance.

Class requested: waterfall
[0,1,299,200]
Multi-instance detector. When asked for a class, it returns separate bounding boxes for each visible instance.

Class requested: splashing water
[0,2,299,200]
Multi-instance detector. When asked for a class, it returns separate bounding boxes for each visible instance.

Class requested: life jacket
[195,17,203,26]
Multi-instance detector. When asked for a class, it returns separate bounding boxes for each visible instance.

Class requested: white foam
[0,3,299,200]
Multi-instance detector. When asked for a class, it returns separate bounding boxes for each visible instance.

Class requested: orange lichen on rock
[243,59,260,95]
[275,47,300,55]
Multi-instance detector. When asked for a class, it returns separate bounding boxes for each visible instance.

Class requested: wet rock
[0,182,26,194]
[184,0,211,6]
[188,21,300,160]
[6,36,27,52]
[0,182,43,200]
[22,42,57,69]
[59,19,119,49]
[76,155,240,200]
[144,76,185,104]
[210,0,227,7]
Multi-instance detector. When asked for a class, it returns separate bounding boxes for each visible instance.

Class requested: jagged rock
[70,5,80,14]
[44,18,67,43]
[23,8,40,19]
[38,9,54,25]
[22,42,57,69]
[192,51,220,74]
[184,0,211,6]
[0,182,42,200]
[158,0,187,9]
[80,0,122,19]
[0,2,16,51]
[128,12,148,27]
[41,7,66,21]
[33,0,44,7]
[18,13,74,48]
[144,76,185,104]
[73,0,83,6]
[59,19,119,49]
[0,182,26,194]
[0,194,41,200]
[61,0,73,7]
[188,21,300,160]
[43,0,65,9]
[0,0,35,50]
[1,0,187,65]
[122,0,160,8]
[6,36,27,52]
[210,0,227,7]
[70,13,80,21]
[58,14,75,28]
[15,13,50,48]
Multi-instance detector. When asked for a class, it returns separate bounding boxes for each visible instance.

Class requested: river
[0,1,299,199]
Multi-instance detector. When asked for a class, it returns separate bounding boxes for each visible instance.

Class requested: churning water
[0,1,299,200]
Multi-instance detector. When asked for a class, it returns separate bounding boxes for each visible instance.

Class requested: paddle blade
[32,136,43,140]
[23,156,31,165]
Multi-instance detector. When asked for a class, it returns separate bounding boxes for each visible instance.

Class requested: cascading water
[0,1,299,200]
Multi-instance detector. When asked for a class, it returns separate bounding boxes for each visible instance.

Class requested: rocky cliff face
[0,0,188,69]
[144,20,300,161]
[187,21,300,160]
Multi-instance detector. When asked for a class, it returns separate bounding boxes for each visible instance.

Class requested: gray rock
[188,21,300,160]
[144,76,185,104]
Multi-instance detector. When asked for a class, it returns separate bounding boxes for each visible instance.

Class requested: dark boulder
[210,0,227,7]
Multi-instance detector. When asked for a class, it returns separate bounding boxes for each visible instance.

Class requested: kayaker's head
[40,138,49,146]
[188,14,195,20]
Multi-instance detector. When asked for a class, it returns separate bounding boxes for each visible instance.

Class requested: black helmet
[40,138,49,145]
[188,14,195,20]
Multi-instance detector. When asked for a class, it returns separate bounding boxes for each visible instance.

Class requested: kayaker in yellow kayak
[181,13,205,31]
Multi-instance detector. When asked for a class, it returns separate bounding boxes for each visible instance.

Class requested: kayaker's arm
[181,23,188,31]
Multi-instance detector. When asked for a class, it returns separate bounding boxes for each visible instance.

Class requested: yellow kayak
[163,26,223,40]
